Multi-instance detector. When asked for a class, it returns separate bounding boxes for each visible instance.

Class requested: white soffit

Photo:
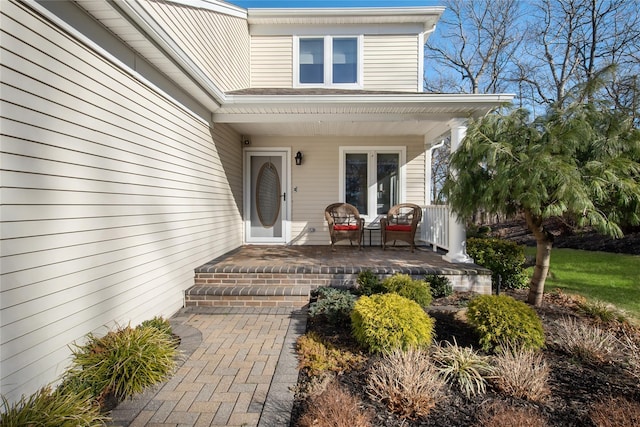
[247,7,444,28]
[214,93,515,137]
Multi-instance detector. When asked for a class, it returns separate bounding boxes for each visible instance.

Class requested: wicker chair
[381,203,422,252]
[324,203,364,251]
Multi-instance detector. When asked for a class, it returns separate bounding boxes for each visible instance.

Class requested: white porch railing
[421,205,450,251]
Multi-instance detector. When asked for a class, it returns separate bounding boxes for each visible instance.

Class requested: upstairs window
[296,36,362,88]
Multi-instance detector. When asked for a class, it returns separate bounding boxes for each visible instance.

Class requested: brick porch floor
[186,245,491,308]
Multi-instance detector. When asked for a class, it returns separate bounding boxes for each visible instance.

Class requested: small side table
[364,215,385,247]
[364,225,381,247]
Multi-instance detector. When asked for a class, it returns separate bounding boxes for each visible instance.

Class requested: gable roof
[76,0,513,138]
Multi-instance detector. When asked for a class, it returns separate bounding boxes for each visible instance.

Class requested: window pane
[333,38,357,83]
[377,153,399,214]
[345,153,368,215]
[300,38,324,83]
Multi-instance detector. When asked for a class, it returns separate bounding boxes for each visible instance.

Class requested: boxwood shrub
[351,293,435,353]
[381,273,432,307]
[356,270,385,296]
[467,295,545,352]
[467,237,529,290]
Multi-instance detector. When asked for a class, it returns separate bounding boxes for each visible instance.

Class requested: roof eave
[222,93,515,114]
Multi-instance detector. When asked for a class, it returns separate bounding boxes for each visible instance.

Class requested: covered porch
[187,245,491,308]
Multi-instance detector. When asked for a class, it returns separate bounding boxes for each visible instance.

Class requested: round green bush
[356,270,385,296]
[382,273,433,307]
[467,295,545,352]
[467,238,529,290]
[351,293,435,353]
[309,286,357,325]
[426,274,454,299]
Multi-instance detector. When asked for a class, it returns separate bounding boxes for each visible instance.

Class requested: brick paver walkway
[109,307,306,427]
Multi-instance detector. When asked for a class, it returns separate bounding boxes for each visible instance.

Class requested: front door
[245,150,289,243]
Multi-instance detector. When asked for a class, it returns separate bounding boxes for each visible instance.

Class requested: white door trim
[244,148,291,244]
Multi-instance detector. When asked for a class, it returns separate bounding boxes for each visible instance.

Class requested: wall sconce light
[295,151,303,166]
[241,135,251,146]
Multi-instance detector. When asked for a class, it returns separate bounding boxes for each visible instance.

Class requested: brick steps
[186,267,492,308]
[187,271,357,308]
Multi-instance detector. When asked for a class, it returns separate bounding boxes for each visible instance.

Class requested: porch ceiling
[215,91,515,137]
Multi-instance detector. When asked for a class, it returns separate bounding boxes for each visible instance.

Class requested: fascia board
[247,7,445,20]
[248,7,444,32]
[223,93,515,106]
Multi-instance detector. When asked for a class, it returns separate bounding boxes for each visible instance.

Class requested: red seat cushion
[333,224,359,231]
[386,225,412,232]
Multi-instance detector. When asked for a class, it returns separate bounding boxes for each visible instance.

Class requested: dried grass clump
[491,345,550,402]
[477,401,547,427]
[620,331,640,384]
[553,317,619,364]
[292,371,335,400]
[431,338,493,399]
[298,381,373,427]
[578,299,627,324]
[589,396,640,427]
[367,347,445,420]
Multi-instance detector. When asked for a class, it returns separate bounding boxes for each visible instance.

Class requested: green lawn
[524,247,640,319]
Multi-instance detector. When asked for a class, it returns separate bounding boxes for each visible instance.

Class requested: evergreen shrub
[308,287,356,325]
[467,238,529,290]
[381,273,432,307]
[356,270,385,296]
[467,295,545,351]
[351,293,435,353]
[426,274,454,298]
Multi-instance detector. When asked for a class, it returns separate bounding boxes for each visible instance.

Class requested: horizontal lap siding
[0,1,242,401]
[254,136,424,245]
[363,35,419,92]
[142,0,250,92]
[251,36,293,88]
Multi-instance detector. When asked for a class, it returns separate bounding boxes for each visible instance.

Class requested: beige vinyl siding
[0,0,242,401]
[363,35,419,92]
[250,36,293,88]
[251,136,425,245]
[141,0,250,92]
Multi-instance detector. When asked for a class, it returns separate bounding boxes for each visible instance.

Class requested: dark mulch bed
[488,217,640,255]
[290,291,640,426]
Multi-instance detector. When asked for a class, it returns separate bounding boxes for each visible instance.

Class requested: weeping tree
[444,96,640,306]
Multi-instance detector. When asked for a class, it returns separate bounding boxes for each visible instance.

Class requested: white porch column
[443,119,473,263]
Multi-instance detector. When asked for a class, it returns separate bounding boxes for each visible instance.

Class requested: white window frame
[293,35,364,89]
[338,146,406,221]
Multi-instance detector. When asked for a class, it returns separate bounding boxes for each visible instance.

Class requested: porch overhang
[214,90,515,139]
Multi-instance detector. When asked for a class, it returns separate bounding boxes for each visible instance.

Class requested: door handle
[282,192,286,202]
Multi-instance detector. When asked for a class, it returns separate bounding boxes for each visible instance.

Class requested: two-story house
[0,0,512,402]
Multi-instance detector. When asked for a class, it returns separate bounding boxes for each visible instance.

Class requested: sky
[229,0,441,8]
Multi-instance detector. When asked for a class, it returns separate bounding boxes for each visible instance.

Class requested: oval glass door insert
[255,161,281,227]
